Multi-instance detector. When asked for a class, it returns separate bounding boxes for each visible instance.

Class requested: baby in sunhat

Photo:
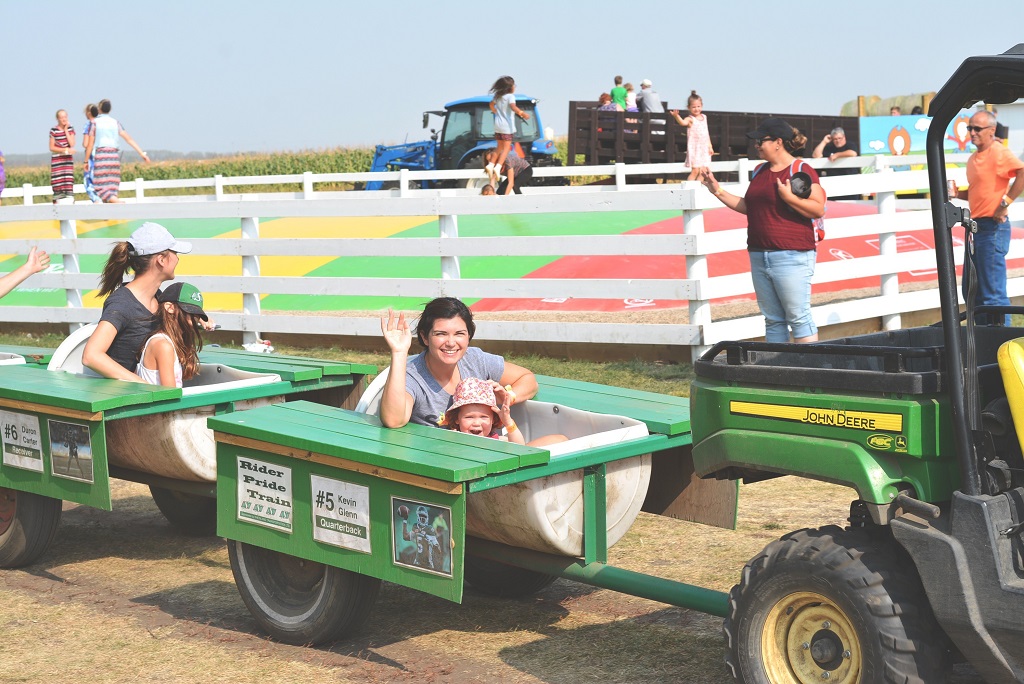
[442,377,568,447]
[442,376,524,443]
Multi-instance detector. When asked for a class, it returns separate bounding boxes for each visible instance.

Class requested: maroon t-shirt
[745,163,820,251]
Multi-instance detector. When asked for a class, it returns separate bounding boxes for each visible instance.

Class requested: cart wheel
[724,525,945,683]
[227,540,380,645]
[149,486,217,536]
[0,487,62,568]
[463,552,557,598]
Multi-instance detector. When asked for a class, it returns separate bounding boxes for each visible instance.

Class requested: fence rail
[2,154,1016,361]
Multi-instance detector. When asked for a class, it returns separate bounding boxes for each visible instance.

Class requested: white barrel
[105,388,281,482]
[47,325,282,482]
[358,368,652,557]
[465,401,650,556]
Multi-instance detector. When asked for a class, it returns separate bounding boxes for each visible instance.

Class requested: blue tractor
[365,95,563,190]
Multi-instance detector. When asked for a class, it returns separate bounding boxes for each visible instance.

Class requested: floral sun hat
[441,377,503,429]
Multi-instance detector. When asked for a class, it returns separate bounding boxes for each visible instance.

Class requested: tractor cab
[436,95,548,171]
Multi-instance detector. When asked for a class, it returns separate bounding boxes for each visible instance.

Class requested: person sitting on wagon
[83,223,198,381]
[135,282,209,388]
[440,376,566,447]
[378,297,538,429]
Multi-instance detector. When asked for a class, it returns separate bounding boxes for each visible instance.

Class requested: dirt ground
[0,477,985,683]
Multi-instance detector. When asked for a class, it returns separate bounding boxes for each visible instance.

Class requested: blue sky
[2,0,1021,157]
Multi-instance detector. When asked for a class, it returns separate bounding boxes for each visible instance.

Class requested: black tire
[724,525,946,683]
[0,487,62,568]
[464,549,558,598]
[228,540,381,645]
[461,153,490,190]
[149,486,217,536]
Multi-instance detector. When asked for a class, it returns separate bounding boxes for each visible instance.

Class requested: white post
[439,213,461,284]
[240,217,261,346]
[303,171,314,199]
[60,218,83,332]
[614,163,626,190]
[399,169,411,197]
[737,158,755,191]
[684,208,711,362]
[22,184,32,205]
[135,177,145,201]
[215,174,225,200]
[876,190,900,330]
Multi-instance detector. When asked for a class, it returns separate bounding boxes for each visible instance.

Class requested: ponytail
[98,242,157,297]
[785,127,808,155]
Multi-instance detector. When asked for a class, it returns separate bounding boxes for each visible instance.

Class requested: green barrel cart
[0,342,375,566]
[208,376,736,645]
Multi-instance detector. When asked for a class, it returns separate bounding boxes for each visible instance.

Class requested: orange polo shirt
[967,143,1024,218]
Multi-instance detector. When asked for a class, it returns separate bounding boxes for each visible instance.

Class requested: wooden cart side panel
[0,365,180,412]
[642,444,738,530]
[217,442,466,603]
[0,408,111,510]
[208,402,549,482]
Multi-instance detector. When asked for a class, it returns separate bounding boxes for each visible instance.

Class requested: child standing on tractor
[487,76,530,186]
[135,282,210,388]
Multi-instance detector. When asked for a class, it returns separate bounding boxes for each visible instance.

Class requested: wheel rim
[761,591,862,683]
[236,542,329,623]
[0,488,16,536]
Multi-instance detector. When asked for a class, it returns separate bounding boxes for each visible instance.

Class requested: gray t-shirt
[99,286,159,371]
[405,347,505,427]
[637,89,664,114]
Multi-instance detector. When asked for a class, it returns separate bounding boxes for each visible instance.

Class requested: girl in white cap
[135,282,208,387]
[82,222,194,380]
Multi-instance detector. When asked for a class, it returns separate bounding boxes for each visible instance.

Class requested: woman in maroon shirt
[699,117,826,343]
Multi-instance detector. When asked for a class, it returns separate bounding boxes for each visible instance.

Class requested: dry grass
[0,475,983,683]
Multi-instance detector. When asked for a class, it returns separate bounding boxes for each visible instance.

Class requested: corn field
[1,142,586,203]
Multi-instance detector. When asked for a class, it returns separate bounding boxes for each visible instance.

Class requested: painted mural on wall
[858,112,976,157]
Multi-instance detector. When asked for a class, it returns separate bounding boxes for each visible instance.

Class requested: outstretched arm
[0,247,50,299]
[700,168,748,214]
[119,130,150,162]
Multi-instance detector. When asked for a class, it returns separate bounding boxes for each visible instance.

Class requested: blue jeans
[963,217,1011,325]
[84,157,101,203]
[749,249,817,342]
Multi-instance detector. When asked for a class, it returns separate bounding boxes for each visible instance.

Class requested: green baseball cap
[158,282,208,321]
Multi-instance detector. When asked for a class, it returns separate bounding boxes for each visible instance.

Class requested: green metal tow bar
[467,536,730,618]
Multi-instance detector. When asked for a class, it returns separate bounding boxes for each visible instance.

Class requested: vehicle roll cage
[926,44,1024,495]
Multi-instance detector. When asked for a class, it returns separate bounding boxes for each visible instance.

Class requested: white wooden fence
[1,155,1019,362]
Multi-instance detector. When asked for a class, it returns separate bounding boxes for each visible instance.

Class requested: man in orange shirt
[961,110,1024,324]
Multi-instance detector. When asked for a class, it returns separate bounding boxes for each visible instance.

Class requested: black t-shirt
[820,141,859,176]
[99,286,159,371]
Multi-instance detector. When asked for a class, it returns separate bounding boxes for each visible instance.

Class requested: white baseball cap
[641,79,653,87]
[127,222,192,256]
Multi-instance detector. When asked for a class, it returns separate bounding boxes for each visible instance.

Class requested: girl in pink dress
[670,90,714,180]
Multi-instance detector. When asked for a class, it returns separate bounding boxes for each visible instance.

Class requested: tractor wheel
[464,550,558,598]
[228,540,381,645]
[149,486,217,536]
[724,525,946,683]
[461,153,491,190]
[0,487,62,568]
